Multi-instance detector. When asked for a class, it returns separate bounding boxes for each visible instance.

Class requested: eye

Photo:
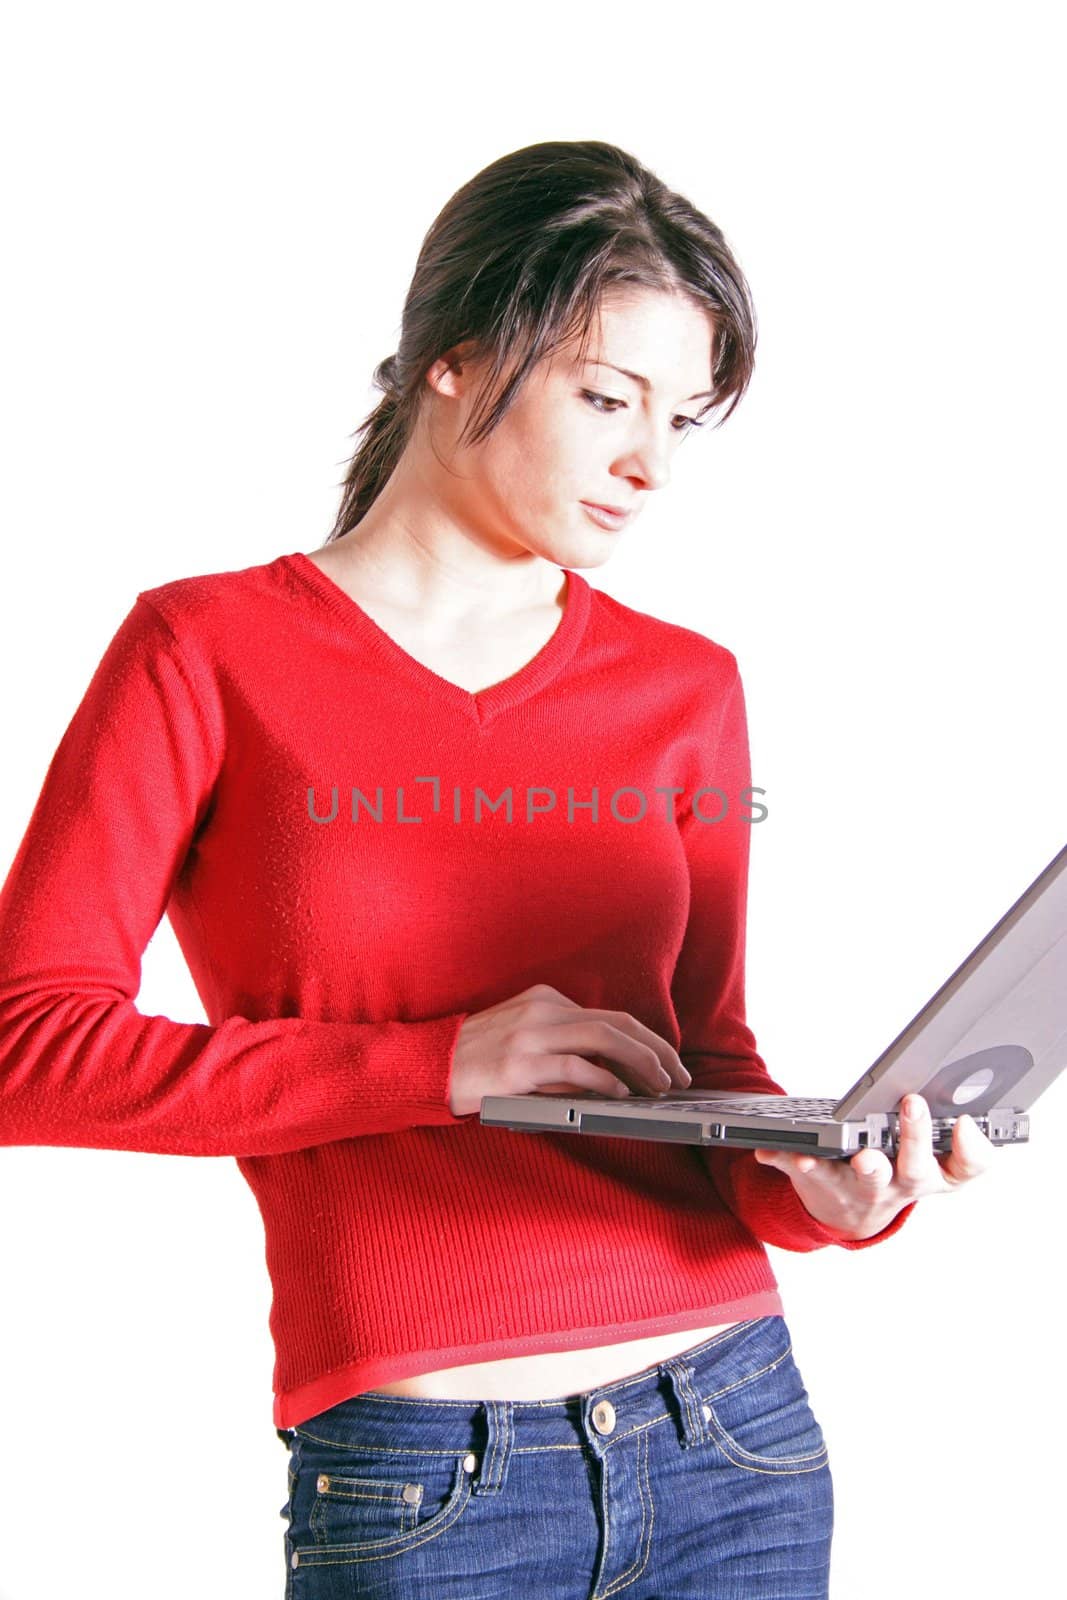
[580,390,707,435]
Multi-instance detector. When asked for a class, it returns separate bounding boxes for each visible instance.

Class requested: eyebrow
[585,359,715,403]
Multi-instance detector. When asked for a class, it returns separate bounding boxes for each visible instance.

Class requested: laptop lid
[833,840,1067,1121]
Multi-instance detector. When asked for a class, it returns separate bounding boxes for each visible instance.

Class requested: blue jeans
[276,1314,833,1598]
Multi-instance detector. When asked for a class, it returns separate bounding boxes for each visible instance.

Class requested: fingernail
[904,1096,923,1120]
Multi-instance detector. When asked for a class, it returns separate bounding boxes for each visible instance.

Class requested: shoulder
[136,554,283,637]
[585,580,740,693]
[114,556,295,735]
[127,553,297,678]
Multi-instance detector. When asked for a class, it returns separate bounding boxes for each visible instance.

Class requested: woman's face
[413,287,719,572]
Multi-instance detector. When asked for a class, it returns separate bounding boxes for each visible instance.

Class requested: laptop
[480,840,1067,1160]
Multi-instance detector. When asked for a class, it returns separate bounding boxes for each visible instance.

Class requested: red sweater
[0,551,913,1428]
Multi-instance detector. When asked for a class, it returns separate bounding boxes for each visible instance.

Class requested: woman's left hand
[752,1093,997,1239]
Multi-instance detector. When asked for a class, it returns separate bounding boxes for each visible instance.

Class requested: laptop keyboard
[648,1096,840,1119]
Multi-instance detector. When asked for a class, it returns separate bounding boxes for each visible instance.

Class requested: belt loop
[661,1357,709,1451]
[473,1399,514,1494]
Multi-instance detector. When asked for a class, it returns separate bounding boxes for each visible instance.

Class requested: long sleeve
[671,658,915,1251]
[0,596,474,1159]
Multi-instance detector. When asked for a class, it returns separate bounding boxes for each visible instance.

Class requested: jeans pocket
[288,1432,476,1567]
[701,1343,830,1475]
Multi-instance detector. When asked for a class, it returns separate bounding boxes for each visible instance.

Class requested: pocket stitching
[702,1399,829,1473]
[700,1342,829,1474]
[309,1474,424,1543]
[294,1452,475,1565]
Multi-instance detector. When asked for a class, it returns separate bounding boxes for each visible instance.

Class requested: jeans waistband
[279,1316,792,1496]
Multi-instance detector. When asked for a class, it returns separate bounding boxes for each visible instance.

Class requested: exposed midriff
[365,1322,742,1401]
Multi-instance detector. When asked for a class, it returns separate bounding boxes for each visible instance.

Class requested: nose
[616,433,671,494]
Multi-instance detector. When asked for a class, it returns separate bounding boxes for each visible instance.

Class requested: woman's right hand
[448,982,693,1118]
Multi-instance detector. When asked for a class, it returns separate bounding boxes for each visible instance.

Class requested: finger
[753,1149,817,1176]
[589,1010,691,1088]
[548,1020,671,1095]
[893,1094,940,1190]
[938,1112,997,1186]
[848,1148,894,1189]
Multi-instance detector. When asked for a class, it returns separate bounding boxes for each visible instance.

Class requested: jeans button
[702,1403,712,1423]
[463,1452,478,1473]
[592,1400,617,1435]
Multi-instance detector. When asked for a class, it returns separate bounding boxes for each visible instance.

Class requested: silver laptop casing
[480,841,1067,1159]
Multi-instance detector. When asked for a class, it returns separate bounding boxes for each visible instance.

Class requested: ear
[426,340,483,400]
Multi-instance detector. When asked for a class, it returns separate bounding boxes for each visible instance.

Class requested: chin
[573,543,617,569]
[545,537,617,571]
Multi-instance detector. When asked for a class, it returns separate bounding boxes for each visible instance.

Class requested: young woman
[0,139,993,1598]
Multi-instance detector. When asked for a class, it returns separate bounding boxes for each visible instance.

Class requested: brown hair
[326,139,757,542]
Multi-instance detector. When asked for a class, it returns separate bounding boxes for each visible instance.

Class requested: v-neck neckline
[279,549,592,726]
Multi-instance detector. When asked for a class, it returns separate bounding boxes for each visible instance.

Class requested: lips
[581,501,633,532]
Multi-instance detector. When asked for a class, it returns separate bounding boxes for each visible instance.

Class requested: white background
[1,3,1064,1596]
